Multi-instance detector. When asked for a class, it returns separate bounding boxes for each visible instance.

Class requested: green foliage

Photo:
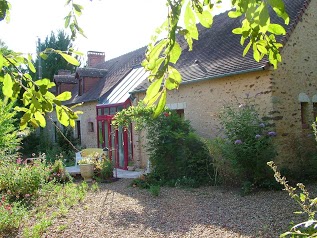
[113,101,154,130]
[1,45,82,129]
[146,110,213,186]
[149,185,160,197]
[0,160,49,200]
[56,126,80,155]
[94,157,113,181]
[47,159,73,184]
[216,101,277,189]
[0,195,27,235]
[0,0,291,125]
[141,0,289,115]
[22,181,89,237]
[31,30,81,81]
[0,99,21,160]
[268,161,317,237]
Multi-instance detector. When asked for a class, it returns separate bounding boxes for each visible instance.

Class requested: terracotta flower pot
[79,164,94,182]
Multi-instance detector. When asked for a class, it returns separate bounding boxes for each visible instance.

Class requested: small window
[88,122,94,132]
[301,102,309,129]
[76,120,81,143]
[104,108,110,115]
[117,105,124,112]
[313,103,317,122]
[97,108,102,116]
[110,107,116,115]
[176,109,185,119]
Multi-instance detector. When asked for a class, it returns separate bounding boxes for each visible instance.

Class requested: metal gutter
[131,66,266,94]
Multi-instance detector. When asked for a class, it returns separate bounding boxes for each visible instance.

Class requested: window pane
[301,102,309,129]
[110,107,116,115]
[97,108,102,116]
[104,108,110,115]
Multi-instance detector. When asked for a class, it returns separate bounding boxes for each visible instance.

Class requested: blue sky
[1,0,231,61]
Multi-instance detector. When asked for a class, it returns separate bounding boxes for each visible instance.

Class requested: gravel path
[43,179,309,238]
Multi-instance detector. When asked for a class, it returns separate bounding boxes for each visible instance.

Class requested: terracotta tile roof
[133,0,309,92]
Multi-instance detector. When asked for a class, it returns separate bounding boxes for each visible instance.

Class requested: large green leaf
[169,41,182,64]
[34,111,46,127]
[153,89,166,118]
[268,24,286,35]
[144,77,163,105]
[59,52,80,66]
[56,91,72,101]
[184,2,198,40]
[0,53,3,70]
[165,66,182,90]
[3,73,13,98]
[196,10,213,28]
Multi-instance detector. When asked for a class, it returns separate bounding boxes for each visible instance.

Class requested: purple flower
[255,134,261,139]
[234,139,243,145]
[267,131,277,137]
[259,123,265,128]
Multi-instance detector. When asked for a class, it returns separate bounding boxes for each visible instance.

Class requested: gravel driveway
[44,178,309,238]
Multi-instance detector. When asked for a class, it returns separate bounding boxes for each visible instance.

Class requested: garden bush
[0,99,22,162]
[215,101,277,190]
[0,195,27,235]
[94,156,114,181]
[146,110,214,187]
[47,159,73,184]
[0,160,49,200]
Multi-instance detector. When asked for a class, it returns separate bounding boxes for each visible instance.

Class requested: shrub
[114,103,214,187]
[0,100,22,162]
[94,157,114,181]
[146,110,214,187]
[149,185,160,196]
[47,159,73,184]
[268,161,317,237]
[217,101,277,189]
[0,160,49,200]
[0,195,27,235]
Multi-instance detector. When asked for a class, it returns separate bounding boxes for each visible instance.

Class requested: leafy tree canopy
[31,30,80,81]
[0,0,289,129]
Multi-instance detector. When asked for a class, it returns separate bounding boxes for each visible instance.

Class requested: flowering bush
[78,157,95,165]
[94,157,113,181]
[217,101,277,190]
[0,195,27,235]
[0,160,49,200]
[47,159,73,183]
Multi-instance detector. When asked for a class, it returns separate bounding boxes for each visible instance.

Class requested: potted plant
[127,161,136,171]
[78,157,95,182]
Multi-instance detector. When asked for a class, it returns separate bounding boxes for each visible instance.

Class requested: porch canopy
[96,66,148,170]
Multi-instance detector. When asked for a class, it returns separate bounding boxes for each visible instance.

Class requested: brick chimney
[87,51,105,67]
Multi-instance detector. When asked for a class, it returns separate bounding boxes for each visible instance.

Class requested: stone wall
[270,0,317,167]
[134,70,273,168]
[48,101,98,149]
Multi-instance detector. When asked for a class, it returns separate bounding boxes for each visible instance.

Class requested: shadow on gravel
[93,178,310,238]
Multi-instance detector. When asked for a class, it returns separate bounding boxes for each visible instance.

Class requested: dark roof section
[76,68,108,78]
[65,46,147,105]
[133,0,309,92]
[54,74,77,84]
[64,0,309,104]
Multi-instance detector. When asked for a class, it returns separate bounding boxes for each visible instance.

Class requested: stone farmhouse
[48,0,317,170]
